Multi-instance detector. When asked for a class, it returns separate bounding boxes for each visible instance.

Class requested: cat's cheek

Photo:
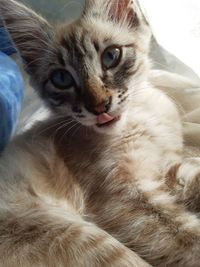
[51,105,73,117]
[74,109,97,126]
[109,94,129,115]
[80,120,96,127]
[77,116,96,127]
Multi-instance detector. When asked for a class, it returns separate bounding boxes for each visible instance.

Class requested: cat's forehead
[57,18,136,50]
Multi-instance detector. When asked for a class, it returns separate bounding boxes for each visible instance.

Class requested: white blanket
[150,70,200,153]
[139,0,200,153]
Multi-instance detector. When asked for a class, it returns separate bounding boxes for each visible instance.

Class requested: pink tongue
[97,113,115,125]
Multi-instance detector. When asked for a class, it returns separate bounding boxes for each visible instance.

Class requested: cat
[1,0,200,266]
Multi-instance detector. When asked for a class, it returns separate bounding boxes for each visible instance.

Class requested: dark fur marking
[57,52,65,66]
[113,58,136,87]
[47,92,66,106]
[118,95,128,104]
[76,114,85,118]
[101,73,108,84]
[118,91,127,98]
[104,37,112,43]
[80,33,87,55]
[93,41,100,52]
[60,37,70,51]
[127,62,144,77]
[72,106,82,113]
[131,13,140,28]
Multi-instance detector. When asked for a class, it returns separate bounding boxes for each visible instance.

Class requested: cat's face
[1,0,151,134]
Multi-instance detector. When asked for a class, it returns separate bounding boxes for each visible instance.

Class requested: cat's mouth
[96,113,120,127]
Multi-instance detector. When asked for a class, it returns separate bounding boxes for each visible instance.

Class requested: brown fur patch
[165,163,181,189]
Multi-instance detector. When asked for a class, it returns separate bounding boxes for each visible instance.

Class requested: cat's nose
[86,97,112,115]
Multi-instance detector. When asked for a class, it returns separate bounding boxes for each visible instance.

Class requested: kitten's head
[1,0,151,134]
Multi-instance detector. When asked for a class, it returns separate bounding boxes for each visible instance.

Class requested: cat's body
[1,0,200,266]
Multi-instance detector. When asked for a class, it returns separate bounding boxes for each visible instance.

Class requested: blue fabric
[0,27,16,55]
[0,52,24,152]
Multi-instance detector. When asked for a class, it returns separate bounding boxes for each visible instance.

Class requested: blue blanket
[0,51,24,152]
[0,26,16,55]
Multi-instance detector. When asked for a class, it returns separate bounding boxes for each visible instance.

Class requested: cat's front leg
[167,157,200,212]
[0,196,151,267]
[89,163,200,267]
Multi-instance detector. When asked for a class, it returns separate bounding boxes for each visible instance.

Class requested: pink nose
[86,97,112,115]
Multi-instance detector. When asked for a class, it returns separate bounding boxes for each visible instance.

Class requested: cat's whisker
[69,124,82,146]
[50,119,76,142]
[58,121,79,144]
[31,117,75,146]
[25,57,47,68]
[1,0,200,266]
[32,118,72,139]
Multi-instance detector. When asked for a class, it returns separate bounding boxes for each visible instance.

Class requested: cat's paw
[176,158,200,187]
[175,158,200,212]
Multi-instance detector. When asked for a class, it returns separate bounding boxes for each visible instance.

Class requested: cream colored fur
[1,0,200,266]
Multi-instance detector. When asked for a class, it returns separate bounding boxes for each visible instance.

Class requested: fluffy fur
[0,0,200,266]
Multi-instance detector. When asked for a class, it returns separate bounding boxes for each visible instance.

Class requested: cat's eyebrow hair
[70,33,87,57]
[93,41,99,52]
[124,44,135,48]
[57,52,66,66]
[60,37,71,50]
[80,33,87,54]
[104,37,112,43]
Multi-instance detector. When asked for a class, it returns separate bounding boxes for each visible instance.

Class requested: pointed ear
[108,0,139,27]
[83,0,140,28]
[0,0,54,73]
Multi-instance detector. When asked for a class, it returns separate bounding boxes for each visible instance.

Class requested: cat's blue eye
[102,46,122,70]
[50,69,75,89]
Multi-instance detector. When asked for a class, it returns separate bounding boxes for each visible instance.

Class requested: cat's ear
[108,0,139,27]
[0,0,53,73]
[83,0,140,27]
